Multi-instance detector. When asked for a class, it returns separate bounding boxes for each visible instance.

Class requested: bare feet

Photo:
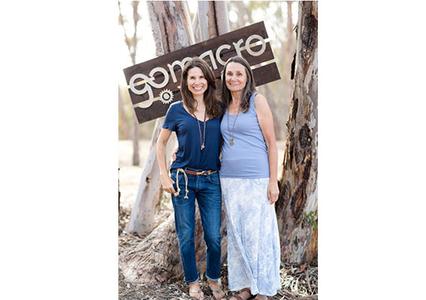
[189,282,204,300]
[254,295,268,300]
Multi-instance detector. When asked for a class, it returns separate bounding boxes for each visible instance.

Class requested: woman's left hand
[267,180,279,204]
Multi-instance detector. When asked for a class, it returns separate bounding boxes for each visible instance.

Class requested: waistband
[184,169,217,176]
[171,168,217,176]
[171,168,218,200]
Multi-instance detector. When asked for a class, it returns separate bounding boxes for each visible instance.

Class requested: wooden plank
[134,63,280,123]
[134,99,180,124]
[124,22,270,106]
[253,63,281,85]
[124,21,282,124]
[127,42,276,105]
[123,21,268,82]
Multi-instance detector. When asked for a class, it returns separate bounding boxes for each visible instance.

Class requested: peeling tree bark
[197,1,229,39]
[276,1,318,265]
[126,1,192,237]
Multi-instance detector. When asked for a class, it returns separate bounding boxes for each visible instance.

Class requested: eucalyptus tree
[276,1,318,265]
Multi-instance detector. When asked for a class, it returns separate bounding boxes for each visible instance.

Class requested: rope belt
[174,168,189,199]
[173,168,218,199]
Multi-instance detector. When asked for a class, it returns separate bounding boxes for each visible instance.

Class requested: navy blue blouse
[163,101,222,171]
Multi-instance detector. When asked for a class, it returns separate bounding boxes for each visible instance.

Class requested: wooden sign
[123,21,281,124]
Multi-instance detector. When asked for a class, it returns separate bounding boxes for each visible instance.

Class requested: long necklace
[227,106,240,146]
[192,110,207,150]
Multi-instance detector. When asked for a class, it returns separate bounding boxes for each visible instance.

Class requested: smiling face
[225,62,248,92]
[187,67,208,97]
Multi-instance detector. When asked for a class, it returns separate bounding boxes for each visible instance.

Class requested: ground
[118,140,317,299]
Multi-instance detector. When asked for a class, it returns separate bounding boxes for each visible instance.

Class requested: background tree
[276,1,318,265]
[118,1,140,166]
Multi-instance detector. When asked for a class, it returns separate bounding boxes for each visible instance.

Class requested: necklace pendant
[230,138,234,146]
[201,144,205,150]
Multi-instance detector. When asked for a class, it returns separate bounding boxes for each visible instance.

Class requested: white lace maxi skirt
[220,177,281,296]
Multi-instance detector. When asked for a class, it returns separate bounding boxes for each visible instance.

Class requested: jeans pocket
[207,173,220,185]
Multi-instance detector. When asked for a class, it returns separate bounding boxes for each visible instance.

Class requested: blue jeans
[170,169,222,283]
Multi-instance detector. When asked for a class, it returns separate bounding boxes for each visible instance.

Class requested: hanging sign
[123,21,280,124]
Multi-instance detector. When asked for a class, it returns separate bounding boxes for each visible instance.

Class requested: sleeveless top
[163,101,222,171]
[220,93,270,178]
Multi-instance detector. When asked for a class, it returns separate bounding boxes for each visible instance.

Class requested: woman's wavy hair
[180,57,223,118]
[221,56,256,113]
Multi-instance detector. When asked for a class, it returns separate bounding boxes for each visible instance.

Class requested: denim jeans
[170,169,222,284]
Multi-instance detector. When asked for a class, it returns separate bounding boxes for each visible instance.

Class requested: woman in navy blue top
[156,57,225,300]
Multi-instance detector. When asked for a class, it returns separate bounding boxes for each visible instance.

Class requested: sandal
[189,283,204,300]
[230,288,253,300]
[208,281,226,300]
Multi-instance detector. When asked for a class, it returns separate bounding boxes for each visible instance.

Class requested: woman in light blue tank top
[220,56,281,300]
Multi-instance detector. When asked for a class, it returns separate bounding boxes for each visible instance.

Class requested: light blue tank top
[220,92,270,178]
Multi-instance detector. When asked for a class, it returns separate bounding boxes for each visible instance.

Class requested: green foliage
[304,210,318,231]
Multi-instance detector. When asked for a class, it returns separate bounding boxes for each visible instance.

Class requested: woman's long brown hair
[180,57,223,118]
[221,56,256,113]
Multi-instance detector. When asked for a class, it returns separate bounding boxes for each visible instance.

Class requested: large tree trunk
[126,1,192,237]
[276,1,318,265]
[121,212,216,284]
[258,84,281,139]
[121,1,230,284]
[126,118,174,237]
[197,1,229,38]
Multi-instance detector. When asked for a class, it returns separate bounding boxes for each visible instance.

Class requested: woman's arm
[156,128,176,195]
[254,93,279,204]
